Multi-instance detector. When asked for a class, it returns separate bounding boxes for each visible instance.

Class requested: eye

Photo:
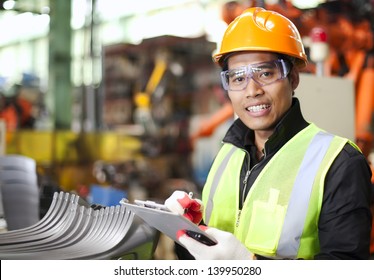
[260,70,274,78]
[228,69,247,84]
[253,66,276,80]
[232,75,246,83]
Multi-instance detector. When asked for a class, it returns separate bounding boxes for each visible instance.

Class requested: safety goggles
[220,59,291,91]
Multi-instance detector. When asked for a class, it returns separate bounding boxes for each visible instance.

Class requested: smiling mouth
[246,104,270,112]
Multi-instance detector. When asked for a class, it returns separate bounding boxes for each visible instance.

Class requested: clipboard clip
[133,199,170,212]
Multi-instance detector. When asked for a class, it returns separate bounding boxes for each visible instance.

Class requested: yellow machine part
[5,130,143,190]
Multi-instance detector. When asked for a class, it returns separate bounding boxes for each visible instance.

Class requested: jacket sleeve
[315,144,373,259]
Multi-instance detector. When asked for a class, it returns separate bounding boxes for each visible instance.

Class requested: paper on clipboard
[120,198,216,247]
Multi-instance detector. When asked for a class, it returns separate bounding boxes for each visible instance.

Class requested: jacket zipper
[236,168,250,228]
[236,149,251,227]
[236,148,266,228]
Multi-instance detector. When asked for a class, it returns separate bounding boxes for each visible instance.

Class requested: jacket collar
[222,98,309,156]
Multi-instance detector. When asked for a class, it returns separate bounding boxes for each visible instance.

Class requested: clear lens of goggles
[220,59,291,91]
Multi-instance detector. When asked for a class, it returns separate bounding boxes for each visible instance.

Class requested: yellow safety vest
[202,123,358,259]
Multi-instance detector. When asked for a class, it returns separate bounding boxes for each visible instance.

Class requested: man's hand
[164,191,203,224]
[178,226,254,260]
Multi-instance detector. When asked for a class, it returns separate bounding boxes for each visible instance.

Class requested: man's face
[226,52,298,136]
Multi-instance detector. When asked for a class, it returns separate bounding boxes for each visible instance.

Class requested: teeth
[247,104,270,112]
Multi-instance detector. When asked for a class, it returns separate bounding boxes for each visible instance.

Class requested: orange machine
[0,95,34,131]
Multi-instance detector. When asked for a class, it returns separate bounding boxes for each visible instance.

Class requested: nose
[244,77,264,98]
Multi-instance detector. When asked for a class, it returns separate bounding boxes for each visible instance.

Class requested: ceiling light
[3,0,16,10]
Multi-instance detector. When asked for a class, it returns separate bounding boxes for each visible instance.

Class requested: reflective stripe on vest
[205,146,237,224]
[276,131,334,258]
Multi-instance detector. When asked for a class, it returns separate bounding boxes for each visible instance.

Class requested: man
[165,7,372,259]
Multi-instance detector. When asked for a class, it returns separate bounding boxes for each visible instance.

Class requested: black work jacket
[223,98,372,259]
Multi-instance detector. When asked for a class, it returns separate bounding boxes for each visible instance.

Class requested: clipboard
[120,198,217,247]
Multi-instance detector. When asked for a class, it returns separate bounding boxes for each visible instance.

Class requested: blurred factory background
[0,0,373,259]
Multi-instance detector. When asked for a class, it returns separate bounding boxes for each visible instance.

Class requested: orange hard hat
[213,7,308,68]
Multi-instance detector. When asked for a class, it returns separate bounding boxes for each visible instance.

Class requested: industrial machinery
[100,35,220,198]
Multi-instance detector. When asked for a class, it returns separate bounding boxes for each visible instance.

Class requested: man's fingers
[189,199,203,211]
[165,191,203,224]
[165,191,188,215]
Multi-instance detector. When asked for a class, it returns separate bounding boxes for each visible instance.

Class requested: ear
[289,68,300,90]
